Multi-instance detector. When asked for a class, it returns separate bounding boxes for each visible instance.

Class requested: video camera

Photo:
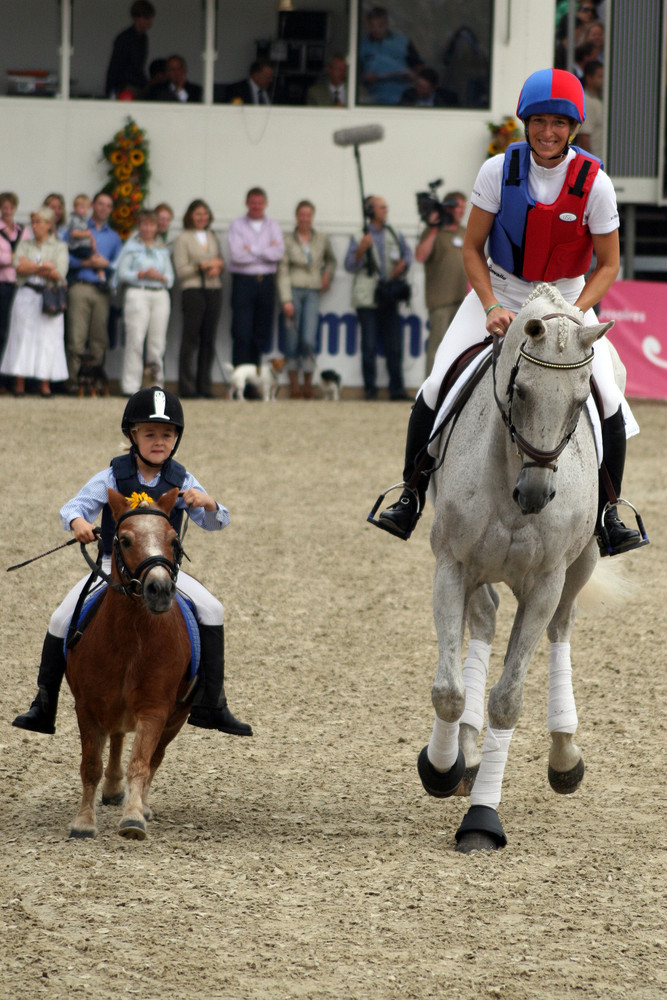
[416,178,458,227]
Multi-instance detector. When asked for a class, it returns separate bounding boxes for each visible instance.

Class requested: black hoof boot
[12,686,57,735]
[188,701,253,736]
[455,805,507,853]
[548,758,585,794]
[417,746,465,798]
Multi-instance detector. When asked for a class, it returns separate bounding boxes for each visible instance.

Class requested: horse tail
[577,555,639,613]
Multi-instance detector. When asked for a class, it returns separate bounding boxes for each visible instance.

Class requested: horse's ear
[582,319,614,347]
[156,487,180,515]
[524,318,546,340]
[107,488,131,521]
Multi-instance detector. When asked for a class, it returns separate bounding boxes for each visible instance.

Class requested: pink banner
[599,281,667,400]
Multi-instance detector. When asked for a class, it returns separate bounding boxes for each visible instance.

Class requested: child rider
[13,386,252,738]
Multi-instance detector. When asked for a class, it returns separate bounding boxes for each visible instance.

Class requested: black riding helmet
[121,386,185,467]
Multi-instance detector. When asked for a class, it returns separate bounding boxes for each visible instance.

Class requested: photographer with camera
[344,195,412,401]
[414,186,467,376]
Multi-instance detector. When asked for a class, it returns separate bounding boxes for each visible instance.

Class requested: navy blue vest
[100,452,187,553]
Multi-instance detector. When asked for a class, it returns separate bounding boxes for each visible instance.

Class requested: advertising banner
[599,281,667,400]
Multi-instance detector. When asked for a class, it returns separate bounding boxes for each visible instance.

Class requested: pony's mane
[137,500,152,509]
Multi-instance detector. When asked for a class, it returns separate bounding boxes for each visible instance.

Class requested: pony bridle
[112,507,184,597]
[493,312,594,472]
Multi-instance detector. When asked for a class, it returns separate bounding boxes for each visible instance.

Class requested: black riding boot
[12,632,66,735]
[376,395,436,539]
[187,624,253,736]
[596,405,644,557]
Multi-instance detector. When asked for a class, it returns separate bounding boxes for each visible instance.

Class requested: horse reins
[492,311,594,473]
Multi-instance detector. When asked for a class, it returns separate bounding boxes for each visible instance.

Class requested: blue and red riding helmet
[516,68,586,125]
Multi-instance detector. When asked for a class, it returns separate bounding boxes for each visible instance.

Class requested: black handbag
[41,284,68,316]
[375,277,412,308]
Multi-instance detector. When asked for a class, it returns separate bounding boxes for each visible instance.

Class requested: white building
[1,1,662,390]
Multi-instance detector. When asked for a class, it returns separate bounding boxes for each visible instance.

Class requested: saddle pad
[427,344,604,466]
[175,593,200,682]
[64,587,200,681]
[64,586,107,658]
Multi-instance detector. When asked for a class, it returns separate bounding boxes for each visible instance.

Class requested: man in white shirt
[306,55,348,107]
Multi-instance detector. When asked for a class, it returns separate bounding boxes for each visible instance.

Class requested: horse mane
[519,282,576,353]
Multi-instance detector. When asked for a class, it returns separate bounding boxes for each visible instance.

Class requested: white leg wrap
[547,642,578,734]
[427,715,460,772]
[459,639,491,732]
[470,726,514,809]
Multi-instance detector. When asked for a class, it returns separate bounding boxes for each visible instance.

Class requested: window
[357,1,493,109]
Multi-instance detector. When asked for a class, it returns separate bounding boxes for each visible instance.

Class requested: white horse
[421,283,613,853]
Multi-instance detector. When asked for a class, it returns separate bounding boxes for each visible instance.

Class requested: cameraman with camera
[414,187,467,376]
[344,195,412,401]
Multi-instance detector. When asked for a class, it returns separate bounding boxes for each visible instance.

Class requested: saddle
[64,586,201,682]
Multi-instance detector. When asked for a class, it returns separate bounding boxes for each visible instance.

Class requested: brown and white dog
[222,358,286,401]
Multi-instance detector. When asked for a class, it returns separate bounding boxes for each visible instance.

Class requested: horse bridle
[112,507,184,596]
[492,312,594,472]
[81,508,184,599]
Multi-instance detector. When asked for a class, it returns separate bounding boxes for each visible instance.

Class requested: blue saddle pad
[65,587,200,681]
[175,593,200,682]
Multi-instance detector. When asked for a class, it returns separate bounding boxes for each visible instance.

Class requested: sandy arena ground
[1,394,665,1000]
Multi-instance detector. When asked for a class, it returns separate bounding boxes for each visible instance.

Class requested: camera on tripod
[416,178,458,227]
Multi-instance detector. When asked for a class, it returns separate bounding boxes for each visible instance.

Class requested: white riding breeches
[49,556,223,638]
[420,287,624,422]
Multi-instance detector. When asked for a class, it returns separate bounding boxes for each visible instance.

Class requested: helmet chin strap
[526,140,570,161]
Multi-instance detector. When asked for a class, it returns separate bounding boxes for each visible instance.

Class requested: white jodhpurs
[48,557,223,638]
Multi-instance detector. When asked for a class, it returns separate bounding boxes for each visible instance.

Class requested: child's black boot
[13,632,66,735]
[188,624,253,736]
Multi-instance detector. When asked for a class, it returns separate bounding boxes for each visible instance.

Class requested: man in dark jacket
[105,0,156,98]
[148,55,203,102]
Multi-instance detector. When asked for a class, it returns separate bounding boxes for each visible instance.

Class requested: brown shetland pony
[66,487,193,841]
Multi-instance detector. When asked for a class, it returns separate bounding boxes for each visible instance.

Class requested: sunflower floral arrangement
[487,116,522,157]
[101,118,150,240]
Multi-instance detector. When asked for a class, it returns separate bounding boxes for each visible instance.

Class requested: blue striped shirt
[60,465,229,533]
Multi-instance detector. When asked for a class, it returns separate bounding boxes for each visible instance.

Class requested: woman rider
[375,68,645,558]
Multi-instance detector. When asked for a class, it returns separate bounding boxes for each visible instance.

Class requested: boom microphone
[333,124,385,147]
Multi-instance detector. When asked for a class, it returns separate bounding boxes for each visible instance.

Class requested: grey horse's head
[498,284,613,516]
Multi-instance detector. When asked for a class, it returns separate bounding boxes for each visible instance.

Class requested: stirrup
[597,498,650,557]
[367,482,421,540]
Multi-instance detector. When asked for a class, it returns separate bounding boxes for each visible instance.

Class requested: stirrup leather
[597,497,650,557]
[367,482,422,540]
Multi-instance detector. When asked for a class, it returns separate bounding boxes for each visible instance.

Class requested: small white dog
[222,359,286,401]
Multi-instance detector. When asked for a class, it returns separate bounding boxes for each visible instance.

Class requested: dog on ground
[222,358,286,401]
[77,358,110,398]
[317,368,342,401]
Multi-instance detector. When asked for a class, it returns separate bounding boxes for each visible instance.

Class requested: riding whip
[7,537,79,572]
[333,124,385,275]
